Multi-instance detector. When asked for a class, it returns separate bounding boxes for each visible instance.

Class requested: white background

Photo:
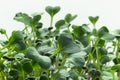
[0,0,120,39]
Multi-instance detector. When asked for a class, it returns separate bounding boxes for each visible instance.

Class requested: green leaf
[57,69,69,80]
[111,64,120,71]
[36,28,49,39]
[81,24,91,33]
[113,57,120,64]
[69,71,79,80]
[96,39,105,47]
[83,45,92,54]
[88,69,101,78]
[45,6,53,15]
[53,6,61,15]
[72,25,85,37]
[97,26,109,37]
[55,19,66,29]
[0,40,7,46]
[0,28,6,34]
[66,51,86,68]
[58,33,81,54]
[38,55,51,69]
[0,60,4,71]
[25,47,51,69]
[14,53,25,59]
[101,33,115,41]
[9,31,24,44]
[32,14,41,25]
[14,12,32,26]
[77,35,90,47]
[21,58,33,73]
[88,16,99,25]
[65,13,77,23]
[35,22,43,29]
[113,29,120,39]
[102,71,113,80]
[25,47,41,61]
[45,6,60,17]
[13,40,26,52]
[9,69,19,76]
[13,61,22,71]
[98,47,108,56]
[100,55,110,64]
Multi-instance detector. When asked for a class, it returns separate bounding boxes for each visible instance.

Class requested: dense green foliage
[0,6,120,80]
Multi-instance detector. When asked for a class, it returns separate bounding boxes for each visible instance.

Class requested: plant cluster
[0,6,120,80]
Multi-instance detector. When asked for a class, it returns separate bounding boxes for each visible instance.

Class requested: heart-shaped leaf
[45,6,60,17]
[88,16,99,25]
[53,6,61,15]
[25,47,51,69]
[45,6,53,15]
[65,13,77,23]
[14,12,32,26]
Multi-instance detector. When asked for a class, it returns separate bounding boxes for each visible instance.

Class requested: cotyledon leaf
[58,33,81,54]
[25,47,51,69]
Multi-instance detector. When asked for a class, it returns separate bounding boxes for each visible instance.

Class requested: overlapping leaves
[0,5,120,80]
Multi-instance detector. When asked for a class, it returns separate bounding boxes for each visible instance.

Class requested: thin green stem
[93,24,96,29]
[86,37,100,69]
[23,26,29,34]
[50,16,53,27]
[7,46,15,56]
[0,43,9,51]
[5,33,8,40]
[96,47,100,70]
[0,71,6,80]
[50,48,60,58]
[31,25,36,43]
[67,24,71,34]
[116,39,120,63]
[113,41,117,53]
